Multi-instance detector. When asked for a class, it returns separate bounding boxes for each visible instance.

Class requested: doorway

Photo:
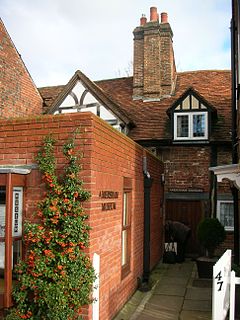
[166,199,204,255]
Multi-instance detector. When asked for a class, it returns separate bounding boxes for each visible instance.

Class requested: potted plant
[196,217,226,278]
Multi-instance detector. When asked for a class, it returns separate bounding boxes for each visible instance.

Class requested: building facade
[39,8,233,256]
[0,6,234,318]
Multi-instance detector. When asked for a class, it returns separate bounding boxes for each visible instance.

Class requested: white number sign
[212,249,231,320]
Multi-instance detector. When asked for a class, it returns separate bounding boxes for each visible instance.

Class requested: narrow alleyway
[114,260,212,320]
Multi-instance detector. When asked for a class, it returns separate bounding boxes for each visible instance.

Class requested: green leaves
[7,132,95,320]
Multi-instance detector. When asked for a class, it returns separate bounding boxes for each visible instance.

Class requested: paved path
[114,259,212,320]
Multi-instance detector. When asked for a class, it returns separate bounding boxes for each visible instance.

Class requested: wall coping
[0,164,37,175]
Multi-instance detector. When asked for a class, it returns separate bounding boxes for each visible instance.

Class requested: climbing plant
[7,133,95,320]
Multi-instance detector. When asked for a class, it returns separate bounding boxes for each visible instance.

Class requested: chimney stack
[140,14,147,26]
[133,7,176,101]
[161,12,168,23]
[150,7,158,21]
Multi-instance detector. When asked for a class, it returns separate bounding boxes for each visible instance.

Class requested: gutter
[139,157,153,291]
[231,0,239,265]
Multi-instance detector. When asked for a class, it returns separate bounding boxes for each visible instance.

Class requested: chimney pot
[161,12,168,23]
[150,7,158,21]
[140,14,147,26]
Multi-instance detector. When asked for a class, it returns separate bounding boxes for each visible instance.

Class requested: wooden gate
[165,200,204,255]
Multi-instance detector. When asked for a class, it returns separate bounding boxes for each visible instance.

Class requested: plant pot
[196,256,217,279]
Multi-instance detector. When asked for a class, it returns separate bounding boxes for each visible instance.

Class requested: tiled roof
[39,85,65,113]
[38,70,231,142]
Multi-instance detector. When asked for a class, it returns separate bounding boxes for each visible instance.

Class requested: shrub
[6,133,95,320]
[197,217,226,258]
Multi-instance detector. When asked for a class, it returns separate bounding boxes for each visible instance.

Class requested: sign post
[212,249,231,320]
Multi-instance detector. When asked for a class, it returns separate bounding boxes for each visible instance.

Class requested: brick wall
[0,112,164,319]
[0,19,42,118]
[87,116,163,319]
[162,146,211,192]
[217,146,233,194]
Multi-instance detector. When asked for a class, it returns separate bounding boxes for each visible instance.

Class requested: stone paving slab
[137,308,178,320]
[185,287,212,300]
[164,265,193,278]
[113,289,149,320]
[183,299,212,312]
[145,294,184,312]
[192,279,212,288]
[127,290,146,306]
[157,275,189,286]
[114,304,138,320]
[180,310,212,320]
[154,283,186,296]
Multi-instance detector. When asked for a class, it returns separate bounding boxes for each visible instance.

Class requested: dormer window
[167,88,216,143]
[174,111,208,140]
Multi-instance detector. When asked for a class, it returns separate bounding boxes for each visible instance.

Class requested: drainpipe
[231,0,239,265]
[139,157,153,290]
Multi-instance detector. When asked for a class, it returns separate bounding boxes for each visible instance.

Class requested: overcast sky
[1,0,231,87]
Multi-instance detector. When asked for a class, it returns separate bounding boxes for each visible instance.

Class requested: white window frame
[217,200,234,231]
[174,111,208,140]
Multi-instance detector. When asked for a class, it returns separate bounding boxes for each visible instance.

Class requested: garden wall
[0,112,164,319]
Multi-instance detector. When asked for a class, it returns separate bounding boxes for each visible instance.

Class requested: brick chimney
[133,7,176,101]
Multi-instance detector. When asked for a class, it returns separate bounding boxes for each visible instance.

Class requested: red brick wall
[217,146,233,194]
[0,112,164,320]
[159,145,232,194]
[162,146,211,192]
[0,19,42,118]
[86,117,163,319]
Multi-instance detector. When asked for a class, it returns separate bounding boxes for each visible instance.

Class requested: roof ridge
[95,76,133,83]
[177,69,230,75]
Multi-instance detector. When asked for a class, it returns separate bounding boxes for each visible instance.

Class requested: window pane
[177,115,189,137]
[121,230,127,266]
[123,193,128,226]
[193,114,205,137]
[220,202,234,228]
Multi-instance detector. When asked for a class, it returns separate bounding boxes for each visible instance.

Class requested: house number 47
[215,271,223,291]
